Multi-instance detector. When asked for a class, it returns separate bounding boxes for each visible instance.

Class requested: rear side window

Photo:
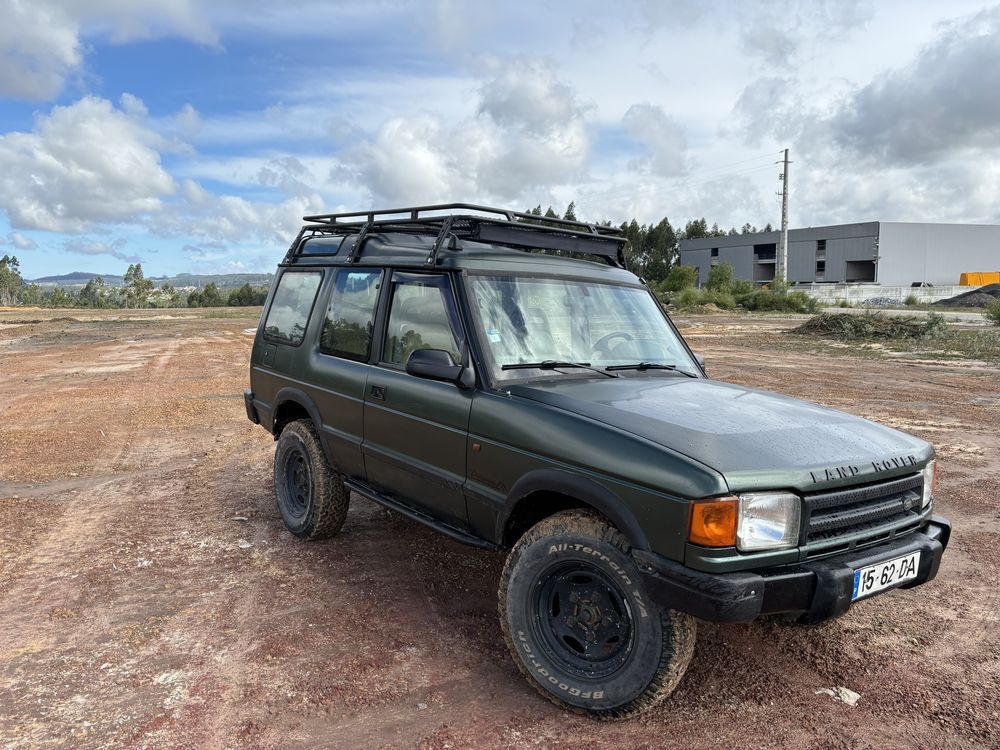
[263,272,322,346]
[320,269,381,360]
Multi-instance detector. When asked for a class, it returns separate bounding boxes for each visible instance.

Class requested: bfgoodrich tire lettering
[273,419,349,540]
[499,510,696,719]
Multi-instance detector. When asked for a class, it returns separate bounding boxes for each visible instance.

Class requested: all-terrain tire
[498,509,696,719]
[273,419,349,540]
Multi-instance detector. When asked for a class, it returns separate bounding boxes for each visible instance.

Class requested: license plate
[852,552,920,601]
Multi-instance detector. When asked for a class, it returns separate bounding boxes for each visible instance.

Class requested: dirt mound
[934,283,1000,307]
[793,312,941,339]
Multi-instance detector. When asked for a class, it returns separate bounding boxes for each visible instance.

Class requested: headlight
[921,459,937,509]
[737,492,801,552]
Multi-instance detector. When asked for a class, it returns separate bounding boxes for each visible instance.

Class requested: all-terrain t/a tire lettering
[273,419,349,539]
[498,510,696,719]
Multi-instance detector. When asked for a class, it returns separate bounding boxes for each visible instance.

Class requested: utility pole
[777,148,790,281]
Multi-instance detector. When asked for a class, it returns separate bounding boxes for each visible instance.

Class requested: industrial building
[678,221,1000,288]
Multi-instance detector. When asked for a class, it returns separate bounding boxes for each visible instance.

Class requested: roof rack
[284,203,628,268]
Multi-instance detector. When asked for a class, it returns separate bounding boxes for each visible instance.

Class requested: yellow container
[960,272,1000,285]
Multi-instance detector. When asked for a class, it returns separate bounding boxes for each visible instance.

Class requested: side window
[263,271,322,346]
[382,276,461,367]
[320,269,381,360]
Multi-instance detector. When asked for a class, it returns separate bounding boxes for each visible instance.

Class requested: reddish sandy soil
[0,309,997,749]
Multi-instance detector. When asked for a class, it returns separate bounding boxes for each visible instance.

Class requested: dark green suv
[245,204,950,718]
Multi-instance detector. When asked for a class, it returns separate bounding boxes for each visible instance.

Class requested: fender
[272,387,335,466]
[496,468,651,551]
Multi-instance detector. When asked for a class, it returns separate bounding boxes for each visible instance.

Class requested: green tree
[199,282,223,307]
[543,206,559,219]
[563,201,578,222]
[641,218,677,284]
[123,263,153,308]
[79,276,106,307]
[150,283,183,308]
[46,286,77,307]
[22,283,43,306]
[0,255,25,306]
[680,218,710,241]
[663,265,698,292]
[227,283,267,306]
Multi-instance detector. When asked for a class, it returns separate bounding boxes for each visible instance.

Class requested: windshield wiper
[501,360,619,378]
[604,362,698,378]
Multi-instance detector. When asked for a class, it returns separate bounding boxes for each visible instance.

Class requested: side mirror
[693,352,706,368]
[406,348,468,386]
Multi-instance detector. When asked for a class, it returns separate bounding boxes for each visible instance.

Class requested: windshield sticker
[486,327,502,343]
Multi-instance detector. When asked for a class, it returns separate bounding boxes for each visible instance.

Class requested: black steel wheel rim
[531,562,635,680]
[283,447,312,516]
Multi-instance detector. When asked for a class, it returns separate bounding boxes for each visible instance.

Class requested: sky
[1,0,999,280]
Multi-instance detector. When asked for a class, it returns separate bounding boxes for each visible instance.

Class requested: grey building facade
[679,221,1000,287]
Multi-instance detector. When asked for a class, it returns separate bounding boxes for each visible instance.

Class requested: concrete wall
[799,283,973,304]
[877,223,1000,286]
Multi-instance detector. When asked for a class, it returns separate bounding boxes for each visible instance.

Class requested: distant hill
[29,271,274,289]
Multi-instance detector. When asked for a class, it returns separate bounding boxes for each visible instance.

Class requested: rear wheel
[499,510,696,719]
[273,419,349,540]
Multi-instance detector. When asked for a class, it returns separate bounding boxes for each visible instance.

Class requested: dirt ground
[1,308,998,750]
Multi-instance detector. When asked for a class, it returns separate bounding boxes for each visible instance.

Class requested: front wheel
[498,510,696,719]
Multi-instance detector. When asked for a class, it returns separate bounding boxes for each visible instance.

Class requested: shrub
[986,298,1000,326]
[673,286,704,308]
[731,278,756,297]
[663,265,698,292]
[904,294,919,306]
[706,263,734,292]
[702,289,737,309]
[739,289,819,313]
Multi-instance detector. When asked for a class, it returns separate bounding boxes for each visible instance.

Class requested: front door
[362,272,472,527]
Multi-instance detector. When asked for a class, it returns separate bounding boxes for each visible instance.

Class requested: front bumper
[635,515,951,625]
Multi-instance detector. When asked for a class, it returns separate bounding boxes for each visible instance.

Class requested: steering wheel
[592,330,634,357]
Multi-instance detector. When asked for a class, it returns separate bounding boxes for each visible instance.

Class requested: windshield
[468,274,698,381]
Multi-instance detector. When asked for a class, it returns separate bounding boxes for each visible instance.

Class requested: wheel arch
[272,388,322,435]
[272,387,337,471]
[497,469,651,551]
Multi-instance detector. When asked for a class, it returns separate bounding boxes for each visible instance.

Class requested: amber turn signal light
[689,497,738,547]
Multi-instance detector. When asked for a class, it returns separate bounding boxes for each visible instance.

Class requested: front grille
[802,473,925,556]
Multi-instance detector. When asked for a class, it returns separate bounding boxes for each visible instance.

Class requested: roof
[278,203,634,280]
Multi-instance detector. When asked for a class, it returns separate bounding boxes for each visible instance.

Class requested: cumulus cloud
[0,1,81,100]
[336,59,590,204]
[0,0,216,100]
[478,58,587,134]
[63,237,139,263]
[0,95,175,232]
[5,232,37,250]
[830,7,1000,164]
[257,156,317,198]
[622,103,687,177]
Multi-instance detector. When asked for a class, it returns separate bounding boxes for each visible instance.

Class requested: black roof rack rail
[285,202,628,268]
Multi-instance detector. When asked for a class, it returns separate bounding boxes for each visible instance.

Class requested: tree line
[0,257,267,309]
[523,202,772,285]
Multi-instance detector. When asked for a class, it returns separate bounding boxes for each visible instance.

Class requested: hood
[506,376,932,493]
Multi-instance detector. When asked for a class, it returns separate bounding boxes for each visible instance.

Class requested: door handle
[369,384,386,401]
